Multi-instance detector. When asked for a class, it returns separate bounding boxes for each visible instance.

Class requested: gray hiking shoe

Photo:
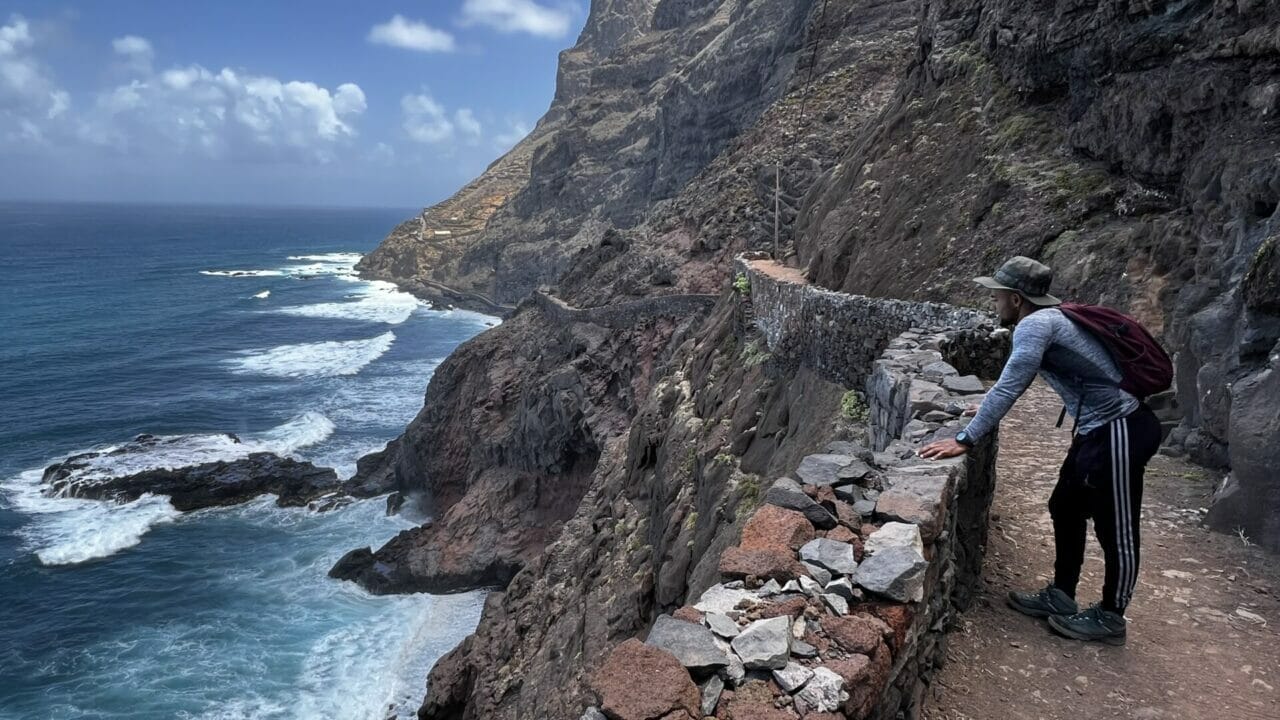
[1047,605,1127,646]
[1007,584,1078,618]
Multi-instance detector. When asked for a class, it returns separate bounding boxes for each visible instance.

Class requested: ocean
[0,202,493,719]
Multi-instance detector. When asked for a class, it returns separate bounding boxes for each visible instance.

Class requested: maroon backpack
[1058,303,1173,399]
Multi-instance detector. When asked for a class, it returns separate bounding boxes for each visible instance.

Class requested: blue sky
[0,1,587,207]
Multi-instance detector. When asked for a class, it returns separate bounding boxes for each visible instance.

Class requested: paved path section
[923,382,1280,720]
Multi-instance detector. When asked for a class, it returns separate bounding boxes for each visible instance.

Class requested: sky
[0,1,588,207]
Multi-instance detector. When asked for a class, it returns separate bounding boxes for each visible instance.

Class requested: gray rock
[921,360,959,380]
[722,652,746,687]
[799,538,859,576]
[705,612,740,639]
[798,574,823,597]
[853,499,877,516]
[801,561,832,586]
[764,477,837,529]
[695,584,762,615]
[922,409,955,423]
[795,454,872,486]
[580,707,606,720]
[825,577,856,602]
[758,578,782,596]
[781,579,801,594]
[942,374,986,394]
[822,441,872,460]
[909,380,947,415]
[700,675,724,717]
[833,483,865,504]
[646,615,728,672]
[852,545,928,603]
[731,616,792,670]
[795,667,847,712]
[791,639,818,658]
[821,593,849,615]
[771,662,813,693]
[863,521,925,557]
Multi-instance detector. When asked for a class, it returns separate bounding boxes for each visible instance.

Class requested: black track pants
[1048,405,1162,613]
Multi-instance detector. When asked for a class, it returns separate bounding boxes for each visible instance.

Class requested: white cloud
[112,35,154,72]
[368,15,455,52]
[0,15,71,142]
[455,108,481,138]
[83,63,367,163]
[401,92,453,143]
[459,0,573,38]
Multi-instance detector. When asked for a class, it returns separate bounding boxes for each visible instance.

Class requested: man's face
[992,289,1021,326]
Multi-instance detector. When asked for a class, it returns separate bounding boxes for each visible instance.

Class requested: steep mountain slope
[341,0,1280,717]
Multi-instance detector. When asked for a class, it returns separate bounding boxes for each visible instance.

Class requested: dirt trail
[923,382,1280,720]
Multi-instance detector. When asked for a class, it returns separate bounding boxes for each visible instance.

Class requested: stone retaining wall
[584,259,1010,720]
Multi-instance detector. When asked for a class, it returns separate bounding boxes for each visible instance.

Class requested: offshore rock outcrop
[42,442,341,512]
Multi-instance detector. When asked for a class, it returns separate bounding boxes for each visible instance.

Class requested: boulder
[646,615,729,673]
[802,561,832,586]
[941,374,985,394]
[719,547,806,583]
[863,521,924,557]
[799,538,859,576]
[591,639,700,720]
[821,593,849,615]
[705,612,740,639]
[795,667,846,713]
[694,584,761,615]
[825,577,857,602]
[772,662,813,693]
[764,478,838,529]
[874,489,943,541]
[730,617,792,669]
[852,546,928,603]
[700,675,724,717]
[740,504,816,551]
[822,614,890,655]
[796,454,873,486]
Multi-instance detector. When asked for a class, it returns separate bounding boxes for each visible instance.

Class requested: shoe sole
[1047,616,1126,646]
[1007,593,1073,619]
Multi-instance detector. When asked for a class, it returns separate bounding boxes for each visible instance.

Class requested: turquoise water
[0,203,491,719]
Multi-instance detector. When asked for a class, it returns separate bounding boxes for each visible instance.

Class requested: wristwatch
[954,430,974,447]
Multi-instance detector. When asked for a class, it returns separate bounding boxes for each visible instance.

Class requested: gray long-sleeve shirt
[965,308,1138,442]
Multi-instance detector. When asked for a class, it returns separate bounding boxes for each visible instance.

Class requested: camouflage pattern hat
[974,256,1062,306]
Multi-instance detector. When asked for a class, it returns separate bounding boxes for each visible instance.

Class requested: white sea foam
[4,470,182,566]
[273,280,421,325]
[200,270,286,278]
[1,413,335,566]
[228,333,395,378]
[253,290,270,299]
[286,253,364,264]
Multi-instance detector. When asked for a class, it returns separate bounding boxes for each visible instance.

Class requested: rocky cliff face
[345,0,1280,717]
[796,0,1280,550]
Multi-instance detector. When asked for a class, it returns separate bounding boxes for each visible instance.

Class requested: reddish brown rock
[719,547,805,582]
[826,654,872,685]
[592,639,700,720]
[867,604,914,651]
[833,499,862,529]
[672,605,703,624]
[815,485,838,510]
[859,523,880,537]
[845,641,894,719]
[757,596,808,620]
[724,680,791,720]
[740,505,816,552]
[825,525,857,544]
[821,614,885,655]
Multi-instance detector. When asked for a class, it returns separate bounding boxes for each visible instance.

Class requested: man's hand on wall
[919,439,969,460]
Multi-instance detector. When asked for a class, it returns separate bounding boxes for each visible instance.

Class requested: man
[919,256,1161,645]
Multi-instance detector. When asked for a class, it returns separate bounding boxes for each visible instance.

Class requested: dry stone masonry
[586,258,1009,719]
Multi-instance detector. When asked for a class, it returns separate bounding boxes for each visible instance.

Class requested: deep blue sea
[0,203,493,719]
